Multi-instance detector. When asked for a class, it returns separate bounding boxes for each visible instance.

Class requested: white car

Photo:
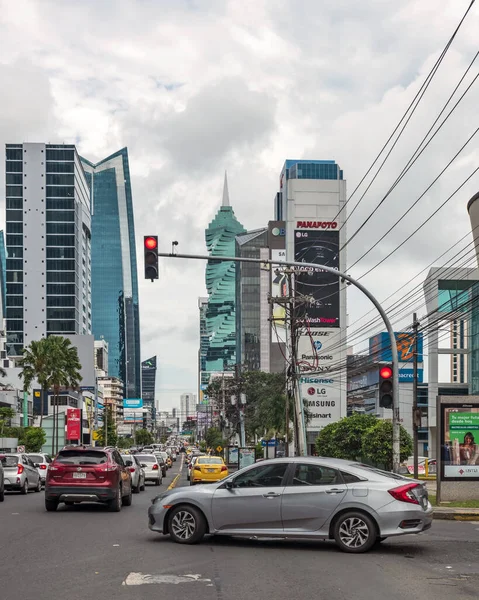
[139,454,162,486]
[26,453,52,486]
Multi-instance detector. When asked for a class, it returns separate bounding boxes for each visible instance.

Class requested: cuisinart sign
[300,377,341,430]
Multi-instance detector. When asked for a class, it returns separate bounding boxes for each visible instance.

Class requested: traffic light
[144,235,158,281]
[379,365,393,409]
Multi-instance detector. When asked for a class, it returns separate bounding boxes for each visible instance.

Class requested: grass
[429,494,479,509]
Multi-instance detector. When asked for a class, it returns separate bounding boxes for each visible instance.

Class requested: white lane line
[122,573,212,586]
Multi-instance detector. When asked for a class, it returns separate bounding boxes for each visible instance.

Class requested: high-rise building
[142,356,157,430]
[97,375,124,424]
[94,339,109,378]
[5,143,92,356]
[180,393,196,420]
[0,230,6,320]
[235,228,268,371]
[276,159,347,453]
[81,149,141,399]
[204,173,245,376]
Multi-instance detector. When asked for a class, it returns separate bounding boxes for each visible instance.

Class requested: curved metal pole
[159,252,400,472]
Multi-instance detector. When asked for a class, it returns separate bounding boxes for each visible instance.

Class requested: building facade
[142,356,157,430]
[198,297,209,397]
[180,393,196,421]
[0,230,6,320]
[81,148,141,399]
[235,228,268,371]
[5,143,92,357]
[97,376,124,424]
[276,159,347,453]
[204,174,245,377]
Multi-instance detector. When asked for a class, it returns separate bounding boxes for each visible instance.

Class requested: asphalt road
[1,457,479,600]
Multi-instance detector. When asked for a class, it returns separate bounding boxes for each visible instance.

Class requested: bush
[361,420,413,471]
[316,413,377,460]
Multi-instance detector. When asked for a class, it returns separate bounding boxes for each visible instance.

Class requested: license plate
[73,472,87,479]
[207,469,215,473]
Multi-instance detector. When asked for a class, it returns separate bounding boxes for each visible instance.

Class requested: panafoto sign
[296,221,338,229]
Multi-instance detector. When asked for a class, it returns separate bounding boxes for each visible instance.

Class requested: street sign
[216,445,223,453]
[92,430,100,441]
[261,439,277,447]
[17,445,25,453]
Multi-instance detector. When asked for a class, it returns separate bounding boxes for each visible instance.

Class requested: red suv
[45,446,132,512]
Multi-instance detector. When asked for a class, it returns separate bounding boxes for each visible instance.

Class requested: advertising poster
[238,447,256,469]
[300,374,342,431]
[296,330,339,374]
[66,408,81,441]
[441,404,479,479]
[294,230,340,327]
[271,248,287,327]
[227,446,239,466]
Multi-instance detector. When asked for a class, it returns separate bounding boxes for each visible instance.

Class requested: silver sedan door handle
[325,488,345,494]
[263,492,281,498]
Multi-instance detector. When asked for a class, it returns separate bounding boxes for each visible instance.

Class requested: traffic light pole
[158,251,401,472]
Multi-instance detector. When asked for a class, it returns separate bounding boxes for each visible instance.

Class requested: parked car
[149,457,432,553]
[27,453,52,486]
[190,456,228,485]
[1,454,42,494]
[44,445,133,512]
[153,453,168,478]
[139,454,163,486]
[121,454,145,493]
[0,458,4,501]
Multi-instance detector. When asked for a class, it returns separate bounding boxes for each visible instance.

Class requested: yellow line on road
[167,454,184,490]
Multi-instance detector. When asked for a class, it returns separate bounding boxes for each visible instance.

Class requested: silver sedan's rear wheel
[168,505,206,544]
[334,512,376,553]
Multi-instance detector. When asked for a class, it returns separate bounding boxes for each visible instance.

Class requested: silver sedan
[1,453,42,494]
[148,457,433,553]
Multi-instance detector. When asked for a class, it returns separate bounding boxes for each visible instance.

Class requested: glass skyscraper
[81,149,141,399]
[204,174,245,374]
[141,356,157,429]
[5,143,91,356]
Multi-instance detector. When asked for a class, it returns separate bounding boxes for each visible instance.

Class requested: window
[46,210,75,222]
[290,464,340,486]
[47,259,75,271]
[47,272,76,283]
[46,186,74,198]
[6,210,23,222]
[46,222,75,234]
[340,471,363,484]
[47,320,76,332]
[5,186,23,197]
[6,222,22,234]
[5,161,23,172]
[6,259,23,271]
[6,284,23,295]
[6,235,23,246]
[47,199,75,210]
[47,296,75,307]
[46,161,74,173]
[6,320,23,331]
[55,450,107,465]
[46,284,76,295]
[6,148,23,160]
[6,174,22,185]
[46,247,75,259]
[6,198,22,209]
[6,271,23,283]
[232,463,288,488]
[7,247,23,258]
[46,149,74,161]
[46,174,74,185]
[46,235,75,247]
[6,308,23,319]
[47,308,75,319]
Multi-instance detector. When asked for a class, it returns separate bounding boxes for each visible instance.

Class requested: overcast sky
[1,0,478,411]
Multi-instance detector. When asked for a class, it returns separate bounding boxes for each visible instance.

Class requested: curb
[433,510,479,521]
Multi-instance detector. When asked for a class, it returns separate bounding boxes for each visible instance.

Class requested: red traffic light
[380,366,393,379]
[145,236,157,250]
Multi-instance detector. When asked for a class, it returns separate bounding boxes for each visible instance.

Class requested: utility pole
[412,313,420,479]
[105,406,108,447]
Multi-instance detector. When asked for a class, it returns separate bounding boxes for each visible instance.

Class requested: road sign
[261,440,277,447]
[17,445,25,453]
[92,430,100,441]
[216,446,223,453]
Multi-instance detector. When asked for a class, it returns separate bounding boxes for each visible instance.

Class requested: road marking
[167,453,184,490]
[122,573,212,586]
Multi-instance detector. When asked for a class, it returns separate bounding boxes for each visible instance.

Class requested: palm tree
[19,338,55,426]
[49,337,82,454]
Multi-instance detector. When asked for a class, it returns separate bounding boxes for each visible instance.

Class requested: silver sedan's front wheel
[334,512,376,553]
[168,505,206,545]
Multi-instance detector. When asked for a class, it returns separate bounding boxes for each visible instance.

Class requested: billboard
[300,375,342,431]
[123,398,143,409]
[271,248,287,327]
[369,332,424,363]
[294,229,340,327]
[441,403,479,480]
[66,408,81,441]
[296,330,340,374]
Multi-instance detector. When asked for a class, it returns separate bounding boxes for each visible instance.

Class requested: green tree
[19,338,56,426]
[204,427,225,451]
[159,434,168,444]
[135,429,154,446]
[20,427,47,452]
[316,413,378,460]
[96,406,117,447]
[0,407,16,435]
[361,420,413,471]
[117,437,133,449]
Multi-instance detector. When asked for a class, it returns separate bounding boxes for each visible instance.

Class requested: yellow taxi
[190,456,228,485]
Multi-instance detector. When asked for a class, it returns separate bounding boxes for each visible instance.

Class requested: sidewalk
[433,506,479,521]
